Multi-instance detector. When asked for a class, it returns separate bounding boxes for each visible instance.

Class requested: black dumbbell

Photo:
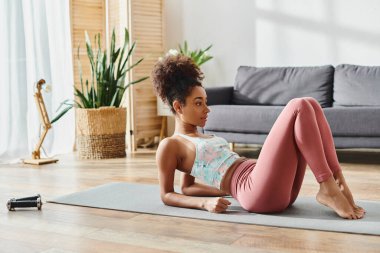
[6,195,42,211]
[14,194,41,201]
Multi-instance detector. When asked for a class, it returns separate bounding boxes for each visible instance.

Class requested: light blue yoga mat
[49,182,380,235]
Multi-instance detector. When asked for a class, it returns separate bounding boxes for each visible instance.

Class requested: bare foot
[334,171,366,214]
[316,177,364,219]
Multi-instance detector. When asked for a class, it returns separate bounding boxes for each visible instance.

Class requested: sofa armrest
[205,86,234,105]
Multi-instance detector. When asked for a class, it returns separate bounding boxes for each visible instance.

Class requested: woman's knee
[303,97,326,119]
[287,98,313,113]
[303,97,322,109]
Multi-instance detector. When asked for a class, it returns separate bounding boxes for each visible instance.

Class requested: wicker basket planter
[76,107,126,159]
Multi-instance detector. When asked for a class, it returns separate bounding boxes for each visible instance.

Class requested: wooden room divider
[70,0,165,153]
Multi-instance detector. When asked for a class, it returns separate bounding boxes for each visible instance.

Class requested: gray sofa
[202,64,380,149]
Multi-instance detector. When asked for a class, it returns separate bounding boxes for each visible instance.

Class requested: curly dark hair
[151,54,204,114]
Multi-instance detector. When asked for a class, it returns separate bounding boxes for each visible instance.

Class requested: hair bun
[152,55,204,114]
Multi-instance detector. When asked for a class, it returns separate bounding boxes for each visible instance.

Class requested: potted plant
[161,40,213,67]
[54,28,148,159]
[177,40,213,66]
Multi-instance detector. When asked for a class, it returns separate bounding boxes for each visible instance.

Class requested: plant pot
[76,107,126,159]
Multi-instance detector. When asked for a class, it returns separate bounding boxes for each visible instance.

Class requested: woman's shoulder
[156,136,181,154]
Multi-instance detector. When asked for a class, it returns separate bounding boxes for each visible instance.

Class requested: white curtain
[0,0,75,164]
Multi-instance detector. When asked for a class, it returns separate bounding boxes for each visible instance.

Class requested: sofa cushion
[323,107,380,137]
[232,65,334,107]
[205,105,380,137]
[204,105,283,134]
[334,64,380,106]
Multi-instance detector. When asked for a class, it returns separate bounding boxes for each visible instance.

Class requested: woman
[152,55,366,219]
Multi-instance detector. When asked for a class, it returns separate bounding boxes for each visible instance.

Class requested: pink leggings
[230,97,342,213]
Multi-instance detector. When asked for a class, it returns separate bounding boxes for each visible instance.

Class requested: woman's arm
[180,173,228,197]
[156,138,230,212]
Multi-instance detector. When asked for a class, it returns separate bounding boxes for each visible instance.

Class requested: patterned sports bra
[174,132,240,189]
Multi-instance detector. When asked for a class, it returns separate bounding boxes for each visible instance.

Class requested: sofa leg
[229,142,235,151]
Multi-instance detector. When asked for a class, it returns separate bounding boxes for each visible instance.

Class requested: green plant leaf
[89,86,96,108]
[112,48,120,63]
[110,88,119,107]
[55,99,72,112]
[110,28,116,61]
[51,105,73,124]
[119,42,136,74]
[75,87,91,108]
[85,31,95,74]
[71,100,83,108]
[174,41,213,67]
[84,31,97,108]
[125,76,149,88]
[85,79,89,101]
[77,44,84,96]
[124,57,144,74]
[96,34,104,106]
[118,28,129,75]
[204,44,213,51]
[199,55,213,66]
[184,40,188,55]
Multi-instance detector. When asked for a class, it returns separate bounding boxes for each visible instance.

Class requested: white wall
[165,0,380,86]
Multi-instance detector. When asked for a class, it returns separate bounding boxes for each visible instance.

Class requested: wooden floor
[1,148,380,253]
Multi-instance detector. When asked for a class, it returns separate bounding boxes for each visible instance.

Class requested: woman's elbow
[181,186,191,196]
[160,192,174,205]
[160,193,168,205]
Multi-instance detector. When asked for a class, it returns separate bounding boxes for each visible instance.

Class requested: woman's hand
[203,197,231,213]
